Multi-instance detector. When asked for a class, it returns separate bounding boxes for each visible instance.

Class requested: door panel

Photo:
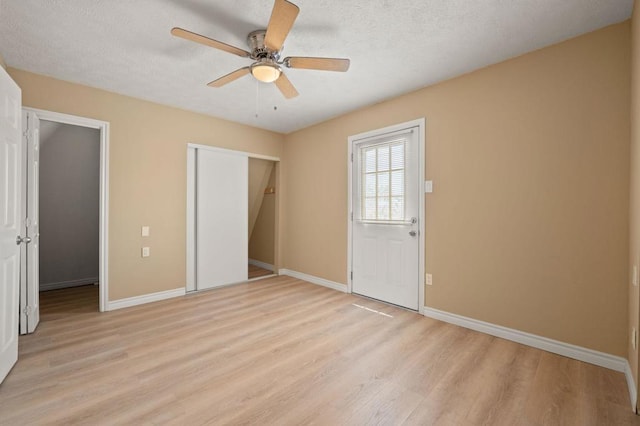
[196,149,248,290]
[352,128,420,310]
[0,66,22,384]
[20,111,39,334]
[27,113,39,331]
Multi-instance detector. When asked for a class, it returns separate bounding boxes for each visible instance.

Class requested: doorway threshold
[248,274,278,282]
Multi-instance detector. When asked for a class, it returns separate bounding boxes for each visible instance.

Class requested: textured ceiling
[0,0,633,134]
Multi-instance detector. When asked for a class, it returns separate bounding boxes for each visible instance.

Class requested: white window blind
[360,139,406,221]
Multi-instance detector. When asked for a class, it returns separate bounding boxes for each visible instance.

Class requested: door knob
[16,236,32,245]
[409,230,417,237]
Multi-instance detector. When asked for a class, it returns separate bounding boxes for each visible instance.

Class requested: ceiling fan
[171,0,350,99]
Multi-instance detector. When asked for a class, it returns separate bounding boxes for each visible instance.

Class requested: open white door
[351,126,421,310]
[196,148,248,290]
[19,111,39,334]
[0,66,22,384]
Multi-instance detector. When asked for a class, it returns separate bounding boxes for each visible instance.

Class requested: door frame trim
[22,107,110,313]
[347,118,426,313]
[185,143,281,293]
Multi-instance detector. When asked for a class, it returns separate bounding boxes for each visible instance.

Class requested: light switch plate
[142,247,150,257]
[426,273,432,286]
[425,180,433,193]
[142,226,150,237]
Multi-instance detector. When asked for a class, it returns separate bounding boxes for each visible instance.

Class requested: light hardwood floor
[0,277,638,425]
[248,263,274,279]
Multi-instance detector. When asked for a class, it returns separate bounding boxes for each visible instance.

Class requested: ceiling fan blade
[264,0,300,52]
[284,57,350,72]
[207,67,251,88]
[275,72,299,99]
[171,27,250,58]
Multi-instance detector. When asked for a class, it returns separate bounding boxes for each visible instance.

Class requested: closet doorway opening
[20,108,109,335]
[186,145,279,292]
[248,158,277,280]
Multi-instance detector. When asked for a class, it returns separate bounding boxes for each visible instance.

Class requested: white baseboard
[625,361,638,411]
[248,258,274,271]
[423,307,627,372]
[107,287,185,311]
[40,277,99,292]
[279,269,348,293]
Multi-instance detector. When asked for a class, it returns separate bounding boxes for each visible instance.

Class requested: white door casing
[196,148,248,290]
[21,108,109,312]
[19,111,40,334]
[0,66,21,384]
[350,120,424,310]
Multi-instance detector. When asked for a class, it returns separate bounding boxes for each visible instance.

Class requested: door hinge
[23,114,29,137]
[350,271,353,280]
[23,306,31,316]
[350,153,353,162]
[351,212,353,221]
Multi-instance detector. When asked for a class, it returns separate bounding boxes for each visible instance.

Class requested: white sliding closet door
[196,149,248,290]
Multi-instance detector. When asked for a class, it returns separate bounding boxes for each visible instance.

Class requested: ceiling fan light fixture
[172,0,350,99]
[251,62,281,83]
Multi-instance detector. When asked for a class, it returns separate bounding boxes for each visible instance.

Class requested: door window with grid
[360,139,406,222]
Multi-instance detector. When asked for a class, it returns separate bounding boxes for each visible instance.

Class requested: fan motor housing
[247,29,280,61]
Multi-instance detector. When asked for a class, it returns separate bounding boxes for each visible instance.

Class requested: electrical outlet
[634,265,639,287]
[142,247,150,258]
[426,273,432,286]
[633,327,637,350]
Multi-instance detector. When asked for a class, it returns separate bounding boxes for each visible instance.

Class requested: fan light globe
[251,63,281,83]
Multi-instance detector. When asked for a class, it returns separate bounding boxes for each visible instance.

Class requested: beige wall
[249,168,276,265]
[282,22,631,356]
[630,0,640,405]
[8,68,284,301]
[248,158,274,239]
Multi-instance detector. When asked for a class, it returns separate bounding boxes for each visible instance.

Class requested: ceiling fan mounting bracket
[247,29,281,62]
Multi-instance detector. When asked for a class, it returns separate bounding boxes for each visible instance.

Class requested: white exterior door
[196,148,248,290]
[0,66,22,383]
[352,126,420,310]
[20,111,39,334]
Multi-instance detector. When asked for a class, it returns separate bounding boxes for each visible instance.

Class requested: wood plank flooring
[248,263,273,279]
[0,277,638,425]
